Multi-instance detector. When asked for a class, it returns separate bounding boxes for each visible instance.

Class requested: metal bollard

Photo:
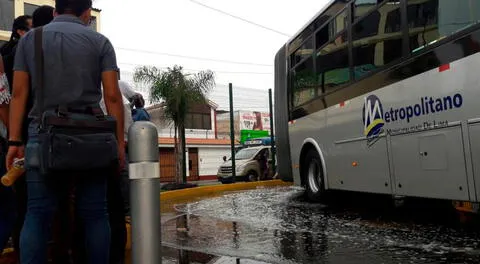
[128,121,161,264]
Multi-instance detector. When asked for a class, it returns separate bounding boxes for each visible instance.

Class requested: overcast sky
[93,0,329,109]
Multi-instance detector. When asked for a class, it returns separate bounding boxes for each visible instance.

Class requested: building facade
[148,101,219,139]
[147,102,238,182]
[0,0,101,47]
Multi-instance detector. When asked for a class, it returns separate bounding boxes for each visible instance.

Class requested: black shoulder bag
[34,27,119,175]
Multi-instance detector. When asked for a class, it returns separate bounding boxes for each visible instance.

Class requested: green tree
[134,65,215,183]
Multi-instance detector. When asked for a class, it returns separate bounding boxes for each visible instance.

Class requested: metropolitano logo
[362,95,385,144]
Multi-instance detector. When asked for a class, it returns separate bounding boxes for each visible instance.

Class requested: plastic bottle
[1,158,25,187]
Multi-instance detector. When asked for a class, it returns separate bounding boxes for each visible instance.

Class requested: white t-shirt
[118,79,137,100]
[99,80,134,141]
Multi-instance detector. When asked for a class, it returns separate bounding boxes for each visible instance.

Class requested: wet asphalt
[161,186,480,264]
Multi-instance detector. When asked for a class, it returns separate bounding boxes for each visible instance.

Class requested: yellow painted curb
[160,180,292,201]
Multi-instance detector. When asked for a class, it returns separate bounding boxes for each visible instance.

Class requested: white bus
[274,0,480,206]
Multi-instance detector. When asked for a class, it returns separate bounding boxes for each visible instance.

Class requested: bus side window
[352,0,403,79]
[407,0,440,52]
[407,0,480,53]
[316,31,350,93]
[291,57,315,107]
[291,38,313,67]
[354,0,386,21]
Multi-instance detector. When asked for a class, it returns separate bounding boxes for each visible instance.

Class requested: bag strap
[34,28,72,120]
[34,27,44,121]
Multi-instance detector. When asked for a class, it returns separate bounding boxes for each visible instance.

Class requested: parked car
[217,146,272,184]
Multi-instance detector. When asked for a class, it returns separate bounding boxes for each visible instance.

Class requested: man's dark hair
[33,5,54,27]
[10,15,32,40]
[55,0,93,17]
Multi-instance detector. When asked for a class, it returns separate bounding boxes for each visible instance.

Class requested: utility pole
[229,83,236,183]
[182,129,187,183]
[269,89,276,175]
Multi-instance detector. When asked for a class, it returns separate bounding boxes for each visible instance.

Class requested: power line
[188,0,291,37]
[118,62,273,75]
[116,47,273,67]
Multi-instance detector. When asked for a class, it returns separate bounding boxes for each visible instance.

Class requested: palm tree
[134,65,215,183]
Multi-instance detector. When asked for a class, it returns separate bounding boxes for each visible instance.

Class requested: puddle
[160,187,480,263]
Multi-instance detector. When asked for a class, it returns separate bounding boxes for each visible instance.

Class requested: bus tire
[303,149,325,202]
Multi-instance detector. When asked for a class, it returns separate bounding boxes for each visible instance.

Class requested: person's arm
[8,71,29,142]
[102,71,125,146]
[100,38,125,167]
[6,35,30,169]
[6,71,28,169]
[7,36,29,143]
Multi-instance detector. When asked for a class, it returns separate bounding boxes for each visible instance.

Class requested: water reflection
[163,187,480,264]
[161,246,214,264]
[178,248,189,264]
[276,198,329,263]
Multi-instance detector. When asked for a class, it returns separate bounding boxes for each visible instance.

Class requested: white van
[217,146,272,184]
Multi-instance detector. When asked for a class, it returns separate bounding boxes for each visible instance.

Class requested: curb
[160,179,292,201]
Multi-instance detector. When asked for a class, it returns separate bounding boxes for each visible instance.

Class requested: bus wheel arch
[300,140,327,202]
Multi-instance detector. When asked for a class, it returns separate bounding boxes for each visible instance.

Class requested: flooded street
[162,187,480,264]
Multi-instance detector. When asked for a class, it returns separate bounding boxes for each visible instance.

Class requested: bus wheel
[304,150,325,202]
[247,171,258,182]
